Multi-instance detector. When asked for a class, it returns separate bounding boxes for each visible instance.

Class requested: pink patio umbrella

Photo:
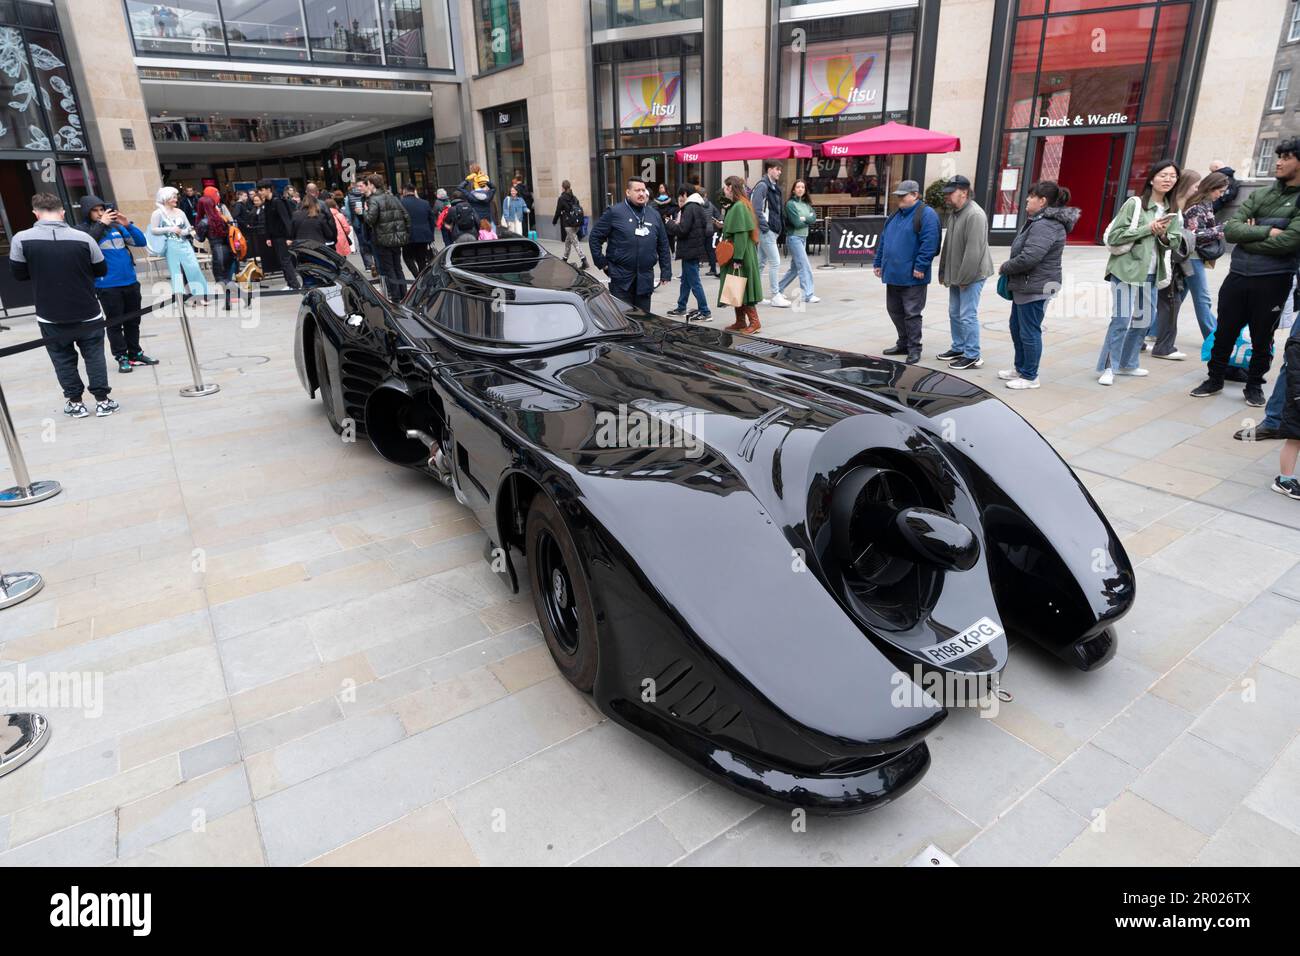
[676,130,813,179]
[819,121,960,157]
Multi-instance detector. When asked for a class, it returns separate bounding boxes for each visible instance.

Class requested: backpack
[452,201,477,233]
[561,195,584,229]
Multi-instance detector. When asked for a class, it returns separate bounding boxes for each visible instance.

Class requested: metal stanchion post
[1,568,43,608]
[176,293,220,398]
[818,214,837,270]
[0,375,61,506]
[0,712,50,778]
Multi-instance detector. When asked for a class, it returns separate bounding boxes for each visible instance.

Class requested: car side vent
[486,382,544,405]
[732,339,783,357]
[652,660,742,734]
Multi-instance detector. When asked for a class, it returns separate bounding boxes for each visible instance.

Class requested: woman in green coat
[719,175,764,333]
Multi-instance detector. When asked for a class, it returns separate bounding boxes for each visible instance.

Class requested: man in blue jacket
[874,179,941,364]
[588,177,671,312]
[77,195,159,374]
[399,183,436,278]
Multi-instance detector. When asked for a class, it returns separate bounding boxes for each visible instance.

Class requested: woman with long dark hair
[997,181,1079,389]
[718,175,763,333]
[1177,170,1230,340]
[1096,158,1183,386]
[291,194,338,246]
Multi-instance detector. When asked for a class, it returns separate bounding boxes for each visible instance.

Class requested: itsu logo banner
[827,216,886,265]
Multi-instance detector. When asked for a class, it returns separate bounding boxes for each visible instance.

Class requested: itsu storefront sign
[827,216,886,265]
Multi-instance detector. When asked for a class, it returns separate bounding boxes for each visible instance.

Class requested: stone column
[55,0,161,228]
[923,0,995,189]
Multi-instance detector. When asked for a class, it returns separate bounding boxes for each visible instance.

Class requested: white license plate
[918,617,1005,665]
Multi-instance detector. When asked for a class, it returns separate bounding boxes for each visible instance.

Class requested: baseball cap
[942,175,972,193]
[893,179,921,196]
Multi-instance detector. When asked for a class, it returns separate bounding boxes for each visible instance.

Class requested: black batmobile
[291,239,1134,815]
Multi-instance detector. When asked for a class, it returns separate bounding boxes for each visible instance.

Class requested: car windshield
[428,291,587,344]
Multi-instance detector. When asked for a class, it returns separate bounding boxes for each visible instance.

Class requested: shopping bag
[720,272,747,307]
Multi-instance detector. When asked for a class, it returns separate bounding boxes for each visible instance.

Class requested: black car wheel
[526,493,598,692]
[313,328,344,435]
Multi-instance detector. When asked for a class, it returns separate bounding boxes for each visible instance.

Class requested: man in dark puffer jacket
[362,173,411,299]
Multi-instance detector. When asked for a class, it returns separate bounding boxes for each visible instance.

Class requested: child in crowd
[478,218,497,241]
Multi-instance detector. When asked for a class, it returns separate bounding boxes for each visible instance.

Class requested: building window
[1258,138,1278,177]
[474,0,522,73]
[221,0,307,60]
[1272,70,1291,111]
[125,0,226,55]
[1289,3,1300,43]
[589,0,702,31]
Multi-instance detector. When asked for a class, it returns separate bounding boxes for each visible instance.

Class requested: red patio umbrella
[819,121,960,157]
[675,130,813,163]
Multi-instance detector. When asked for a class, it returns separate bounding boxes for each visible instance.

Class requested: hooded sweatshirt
[1000,205,1081,303]
[76,194,146,289]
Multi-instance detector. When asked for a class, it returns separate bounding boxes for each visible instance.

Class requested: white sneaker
[771,293,792,308]
[997,369,1019,381]
[806,295,821,304]
[759,298,772,306]
[1006,377,1040,389]
[1151,351,1186,361]
[1098,369,1115,386]
[1116,367,1149,376]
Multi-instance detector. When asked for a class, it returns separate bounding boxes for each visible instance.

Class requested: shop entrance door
[1027,130,1130,245]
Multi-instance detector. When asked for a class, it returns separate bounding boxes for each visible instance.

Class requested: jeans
[1207,271,1292,389]
[885,284,927,352]
[759,230,781,297]
[675,259,710,314]
[1185,258,1217,339]
[374,244,406,299]
[1009,299,1047,380]
[1262,317,1300,429]
[99,283,142,359]
[778,235,815,299]
[946,279,985,359]
[41,321,110,401]
[1098,276,1155,372]
[163,236,208,296]
[210,238,235,285]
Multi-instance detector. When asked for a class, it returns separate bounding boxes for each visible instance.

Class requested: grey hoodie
[999,205,1081,301]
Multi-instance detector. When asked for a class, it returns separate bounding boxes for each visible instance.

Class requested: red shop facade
[976,0,1214,245]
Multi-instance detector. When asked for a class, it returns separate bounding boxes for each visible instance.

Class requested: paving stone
[237,698,343,755]
[1195,807,1300,866]
[908,710,1055,827]
[117,764,252,859]
[957,790,1088,866]
[1093,693,1196,770]
[0,812,117,867]
[0,814,8,852]
[1131,734,1264,835]
[1190,621,1289,678]
[1259,621,1300,679]
[1116,569,1241,673]
[1149,659,1234,714]
[1190,665,1300,770]
[574,816,687,867]
[218,619,323,694]
[657,784,763,853]
[117,805,266,867]
[248,710,406,799]
[679,787,978,866]
[180,734,241,780]
[447,721,701,866]
[1054,792,1208,866]
[1242,734,1300,835]
[39,741,119,801]
[307,801,477,866]
[1040,743,1140,818]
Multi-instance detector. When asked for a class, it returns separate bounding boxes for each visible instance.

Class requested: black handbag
[1197,232,1226,262]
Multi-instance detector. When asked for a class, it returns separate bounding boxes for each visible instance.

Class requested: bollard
[0,568,43,609]
[817,214,837,270]
[0,375,61,507]
[0,712,51,778]
[176,293,220,398]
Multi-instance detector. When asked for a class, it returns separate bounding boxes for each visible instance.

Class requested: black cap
[942,175,972,194]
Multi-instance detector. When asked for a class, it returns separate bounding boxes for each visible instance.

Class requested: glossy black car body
[291,239,1134,814]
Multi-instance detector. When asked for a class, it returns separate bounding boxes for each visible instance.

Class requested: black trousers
[1208,271,1292,388]
[270,237,301,289]
[374,244,407,299]
[41,321,110,402]
[611,285,653,313]
[885,284,928,351]
[402,241,430,279]
[99,283,143,359]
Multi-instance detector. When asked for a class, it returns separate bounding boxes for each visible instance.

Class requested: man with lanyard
[588,177,671,312]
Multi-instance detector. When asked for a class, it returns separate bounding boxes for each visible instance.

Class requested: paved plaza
[1,243,1298,867]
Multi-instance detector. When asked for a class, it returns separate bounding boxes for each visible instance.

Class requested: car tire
[313,328,344,435]
[525,493,598,693]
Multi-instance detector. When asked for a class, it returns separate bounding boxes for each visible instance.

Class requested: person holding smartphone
[1097,159,1182,386]
[77,195,158,373]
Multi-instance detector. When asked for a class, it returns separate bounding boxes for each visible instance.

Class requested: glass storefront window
[222,0,308,61]
[1034,8,1152,127]
[1126,125,1169,197]
[125,0,224,56]
[25,33,85,151]
[382,0,427,67]
[305,0,382,64]
[475,0,522,73]
[590,0,702,30]
[992,130,1029,229]
[1141,2,1190,124]
[617,56,682,135]
[1004,18,1041,129]
[885,32,912,116]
